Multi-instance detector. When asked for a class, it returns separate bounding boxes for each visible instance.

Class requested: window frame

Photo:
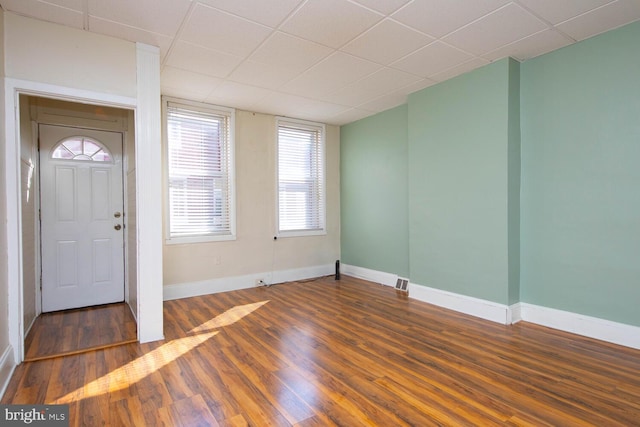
[275,116,326,238]
[162,96,236,244]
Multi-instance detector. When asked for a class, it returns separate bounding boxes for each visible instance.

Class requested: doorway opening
[19,95,139,359]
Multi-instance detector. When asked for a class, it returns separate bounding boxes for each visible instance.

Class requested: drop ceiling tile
[391,41,474,78]
[256,92,348,122]
[443,3,548,55]
[180,3,272,57]
[391,0,510,38]
[280,0,382,48]
[165,42,243,78]
[161,66,223,101]
[341,19,433,65]
[89,17,174,60]
[322,67,421,106]
[357,92,408,112]
[516,0,613,24]
[328,108,377,125]
[250,32,333,73]
[228,60,299,90]
[483,28,573,61]
[38,0,85,9]
[282,52,382,98]
[397,78,439,96]
[1,0,84,28]
[88,0,191,36]
[206,82,273,111]
[556,0,640,41]
[430,57,491,82]
[196,0,303,27]
[351,0,412,15]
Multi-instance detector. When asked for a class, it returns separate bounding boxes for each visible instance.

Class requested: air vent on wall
[395,278,409,292]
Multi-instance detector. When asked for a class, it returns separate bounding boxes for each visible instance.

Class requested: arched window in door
[51,136,113,162]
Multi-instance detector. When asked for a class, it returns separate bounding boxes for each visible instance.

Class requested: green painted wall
[408,59,518,305]
[520,22,640,326]
[340,105,409,277]
[339,22,639,328]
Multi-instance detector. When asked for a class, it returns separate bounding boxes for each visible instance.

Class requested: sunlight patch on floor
[53,331,218,404]
[190,300,270,333]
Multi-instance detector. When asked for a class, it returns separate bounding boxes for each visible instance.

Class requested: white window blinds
[277,118,325,236]
[166,101,235,241]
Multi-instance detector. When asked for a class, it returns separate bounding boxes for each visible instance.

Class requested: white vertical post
[135,43,164,343]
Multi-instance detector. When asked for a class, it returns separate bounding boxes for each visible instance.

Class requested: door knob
[114,212,122,218]
[114,224,122,230]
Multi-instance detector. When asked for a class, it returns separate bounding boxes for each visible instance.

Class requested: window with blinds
[277,118,326,237]
[165,99,235,243]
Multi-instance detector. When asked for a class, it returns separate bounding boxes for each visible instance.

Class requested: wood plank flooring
[3,276,640,426]
[23,302,138,361]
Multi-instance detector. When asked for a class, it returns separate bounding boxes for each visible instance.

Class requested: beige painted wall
[163,110,341,286]
[4,13,136,98]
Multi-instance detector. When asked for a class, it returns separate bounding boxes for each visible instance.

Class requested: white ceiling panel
[196,0,304,27]
[282,52,382,98]
[87,0,191,36]
[358,92,408,113]
[228,60,299,90]
[180,3,272,57]
[322,67,421,106]
[206,81,274,111]
[161,66,223,101]
[391,41,474,78]
[341,19,433,65]
[515,0,614,25]
[1,0,84,28]
[165,42,243,78]
[443,3,548,55]
[280,0,382,48]
[36,0,85,10]
[391,0,510,38]
[351,0,412,15]
[2,0,638,125]
[254,92,349,122]
[327,108,377,126]
[431,57,491,82]
[483,28,573,61]
[89,17,174,61]
[556,0,640,41]
[250,32,333,73]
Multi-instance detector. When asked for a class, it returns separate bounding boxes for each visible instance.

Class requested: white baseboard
[340,264,639,349]
[23,314,38,339]
[409,281,514,325]
[520,303,640,350]
[163,264,335,301]
[341,263,399,287]
[0,345,16,399]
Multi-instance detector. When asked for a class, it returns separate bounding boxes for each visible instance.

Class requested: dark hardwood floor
[3,276,640,426]
[23,302,138,361]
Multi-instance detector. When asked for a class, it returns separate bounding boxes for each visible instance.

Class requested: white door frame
[4,44,164,365]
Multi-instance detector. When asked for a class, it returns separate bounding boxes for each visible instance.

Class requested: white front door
[39,124,125,312]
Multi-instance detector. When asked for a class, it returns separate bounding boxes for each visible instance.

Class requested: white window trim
[275,116,326,238]
[162,96,236,244]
